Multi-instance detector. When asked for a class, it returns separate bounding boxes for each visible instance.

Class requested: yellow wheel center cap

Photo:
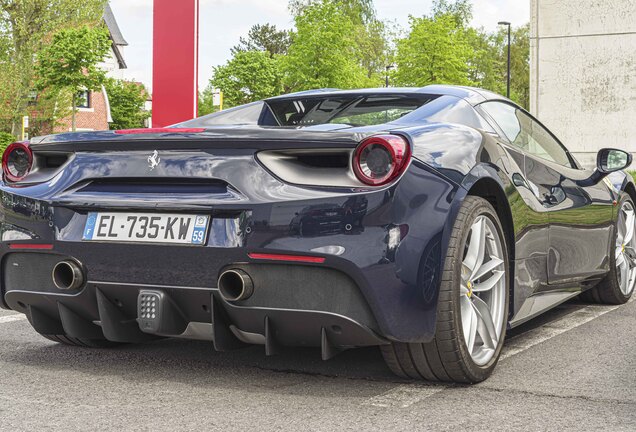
[622,244,626,253]
[466,281,473,297]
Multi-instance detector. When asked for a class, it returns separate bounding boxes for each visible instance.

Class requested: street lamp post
[385,65,394,88]
[498,21,511,99]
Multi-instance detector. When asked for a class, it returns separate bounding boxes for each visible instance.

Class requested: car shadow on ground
[2,298,592,391]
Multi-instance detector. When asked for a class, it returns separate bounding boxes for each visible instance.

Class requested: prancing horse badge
[148,150,161,170]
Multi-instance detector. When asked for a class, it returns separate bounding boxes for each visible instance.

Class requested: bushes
[0,132,15,155]
[103,79,150,130]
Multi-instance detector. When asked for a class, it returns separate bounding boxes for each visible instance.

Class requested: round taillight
[353,135,411,186]
[2,142,33,183]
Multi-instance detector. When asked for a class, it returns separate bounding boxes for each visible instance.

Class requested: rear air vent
[42,154,69,169]
[6,151,72,185]
[257,148,363,188]
[77,178,230,195]
[296,153,349,168]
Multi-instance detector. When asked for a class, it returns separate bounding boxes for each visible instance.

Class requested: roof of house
[104,3,128,46]
[104,2,127,69]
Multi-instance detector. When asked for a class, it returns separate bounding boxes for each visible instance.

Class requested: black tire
[580,196,635,305]
[381,196,510,383]
[40,334,122,348]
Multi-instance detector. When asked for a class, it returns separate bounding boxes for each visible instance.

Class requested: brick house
[53,3,127,133]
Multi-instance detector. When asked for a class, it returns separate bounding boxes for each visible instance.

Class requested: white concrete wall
[530,0,636,167]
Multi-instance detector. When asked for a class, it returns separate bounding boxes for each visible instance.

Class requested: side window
[479,102,572,168]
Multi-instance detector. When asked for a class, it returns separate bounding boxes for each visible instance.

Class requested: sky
[108,0,530,92]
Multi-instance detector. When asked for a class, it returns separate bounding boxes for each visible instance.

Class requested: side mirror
[577,149,633,187]
[597,148,632,173]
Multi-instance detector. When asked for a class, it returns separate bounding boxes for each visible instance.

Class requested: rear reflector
[9,244,54,250]
[248,253,326,264]
[114,128,205,135]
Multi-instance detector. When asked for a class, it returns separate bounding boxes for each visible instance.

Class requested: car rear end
[0,118,457,358]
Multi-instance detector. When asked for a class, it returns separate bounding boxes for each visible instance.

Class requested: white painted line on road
[501,304,621,361]
[0,314,27,324]
[363,385,447,408]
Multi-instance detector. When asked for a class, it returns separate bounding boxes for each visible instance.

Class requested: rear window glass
[178,93,496,131]
[267,95,436,127]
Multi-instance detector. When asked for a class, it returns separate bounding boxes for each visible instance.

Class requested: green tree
[290,0,376,22]
[508,24,530,109]
[0,131,14,153]
[231,24,291,57]
[0,0,106,135]
[282,0,379,91]
[103,79,150,130]
[211,50,283,107]
[432,0,472,26]
[198,85,219,117]
[393,0,530,106]
[394,14,473,87]
[465,24,530,109]
[289,0,390,82]
[466,28,504,93]
[36,25,111,131]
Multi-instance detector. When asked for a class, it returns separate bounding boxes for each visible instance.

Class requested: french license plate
[83,212,209,245]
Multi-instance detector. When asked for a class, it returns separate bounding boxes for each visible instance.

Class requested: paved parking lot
[1,298,635,431]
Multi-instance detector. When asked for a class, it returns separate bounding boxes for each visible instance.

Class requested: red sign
[152,0,199,127]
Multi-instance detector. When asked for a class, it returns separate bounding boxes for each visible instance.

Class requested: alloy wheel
[615,201,636,296]
[460,215,506,366]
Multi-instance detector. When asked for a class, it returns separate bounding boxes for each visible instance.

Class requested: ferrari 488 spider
[1,86,633,383]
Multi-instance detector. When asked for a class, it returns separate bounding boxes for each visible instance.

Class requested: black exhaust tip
[52,260,84,291]
[218,269,254,302]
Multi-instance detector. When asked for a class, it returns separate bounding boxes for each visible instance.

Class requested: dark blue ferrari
[1,86,634,383]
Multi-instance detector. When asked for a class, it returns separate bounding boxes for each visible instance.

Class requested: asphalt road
[1,298,635,431]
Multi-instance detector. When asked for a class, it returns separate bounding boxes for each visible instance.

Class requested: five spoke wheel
[615,201,636,296]
[380,196,509,383]
[460,215,506,366]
